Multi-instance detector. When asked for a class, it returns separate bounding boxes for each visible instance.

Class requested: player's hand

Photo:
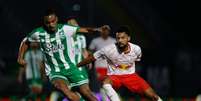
[87,63,93,70]
[17,58,26,67]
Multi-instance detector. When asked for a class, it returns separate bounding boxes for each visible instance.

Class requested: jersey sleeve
[135,45,142,61]
[80,35,86,49]
[26,29,40,42]
[63,24,80,36]
[93,47,108,60]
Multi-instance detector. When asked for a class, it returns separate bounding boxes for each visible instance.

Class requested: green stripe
[39,34,55,72]
[51,38,65,70]
[62,34,75,68]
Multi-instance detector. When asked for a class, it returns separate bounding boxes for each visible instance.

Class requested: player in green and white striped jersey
[17,42,45,101]
[17,8,103,101]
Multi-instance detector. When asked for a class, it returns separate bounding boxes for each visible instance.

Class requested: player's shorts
[96,67,107,81]
[78,66,88,79]
[108,73,150,94]
[49,68,89,88]
[27,78,43,89]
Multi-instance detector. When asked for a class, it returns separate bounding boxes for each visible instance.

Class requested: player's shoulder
[33,27,45,33]
[62,23,79,29]
[129,43,141,50]
[76,34,85,40]
[27,27,45,36]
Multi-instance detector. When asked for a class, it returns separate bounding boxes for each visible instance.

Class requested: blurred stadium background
[0,0,200,100]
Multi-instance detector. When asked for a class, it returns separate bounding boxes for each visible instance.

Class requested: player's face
[44,14,58,32]
[116,32,130,48]
[101,28,110,38]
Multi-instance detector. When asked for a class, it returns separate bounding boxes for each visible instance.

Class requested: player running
[77,26,163,101]
[17,8,104,101]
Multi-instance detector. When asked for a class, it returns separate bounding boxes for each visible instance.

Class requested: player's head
[43,8,58,32]
[116,26,131,48]
[100,25,111,39]
[67,16,79,26]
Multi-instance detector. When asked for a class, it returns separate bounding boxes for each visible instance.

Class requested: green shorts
[49,68,89,88]
[78,66,88,79]
[27,78,43,89]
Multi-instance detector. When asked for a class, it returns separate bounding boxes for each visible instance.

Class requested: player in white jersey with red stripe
[77,26,162,101]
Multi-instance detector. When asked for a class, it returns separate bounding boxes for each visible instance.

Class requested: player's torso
[36,26,76,71]
[25,50,42,79]
[105,43,138,75]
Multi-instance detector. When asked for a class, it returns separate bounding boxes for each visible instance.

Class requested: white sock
[103,84,120,101]
[157,96,163,101]
[100,88,108,101]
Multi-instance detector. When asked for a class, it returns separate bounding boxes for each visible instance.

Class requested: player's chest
[107,51,137,64]
[39,32,67,52]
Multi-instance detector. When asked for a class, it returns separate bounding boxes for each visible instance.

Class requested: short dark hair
[44,8,57,17]
[116,26,131,36]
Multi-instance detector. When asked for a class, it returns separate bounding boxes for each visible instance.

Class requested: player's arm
[78,25,110,33]
[77,54,96,67]
[78,27,100,33]
[17,38,29,66]
[77,48,105,67]
[135,45,142,61]
[39,61,47,82]
[17,66,25,83]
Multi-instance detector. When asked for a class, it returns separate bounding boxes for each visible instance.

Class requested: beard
[117,43,127,50]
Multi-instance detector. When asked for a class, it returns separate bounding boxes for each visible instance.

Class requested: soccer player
[77,26,163,101]
[18,41,45,101]
[17,8,103,101]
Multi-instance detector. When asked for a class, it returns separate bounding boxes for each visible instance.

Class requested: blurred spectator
[89,25,116,100]
[17,42,45,101]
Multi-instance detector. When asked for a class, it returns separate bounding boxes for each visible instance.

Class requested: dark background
[0,0,201,98]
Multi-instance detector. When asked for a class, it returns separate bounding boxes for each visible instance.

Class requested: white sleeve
[89,39,96,51]
[27,32,40,42]
[63,25,79,36]
[135,45,142,61]
[93,48,106,60]
[80,35,86,49]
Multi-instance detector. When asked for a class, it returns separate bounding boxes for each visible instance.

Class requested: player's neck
[119,44,130,54]
[101,36,109,40]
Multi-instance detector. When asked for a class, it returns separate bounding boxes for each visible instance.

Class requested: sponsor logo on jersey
[45,43,64,53]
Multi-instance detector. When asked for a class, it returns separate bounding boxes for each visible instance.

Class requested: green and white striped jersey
[24,49,43,80]
[73,34,86,65]
[27,24,79,75]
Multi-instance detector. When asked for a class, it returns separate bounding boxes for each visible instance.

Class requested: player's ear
[56,16,58,22]
[128,36,131,41]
